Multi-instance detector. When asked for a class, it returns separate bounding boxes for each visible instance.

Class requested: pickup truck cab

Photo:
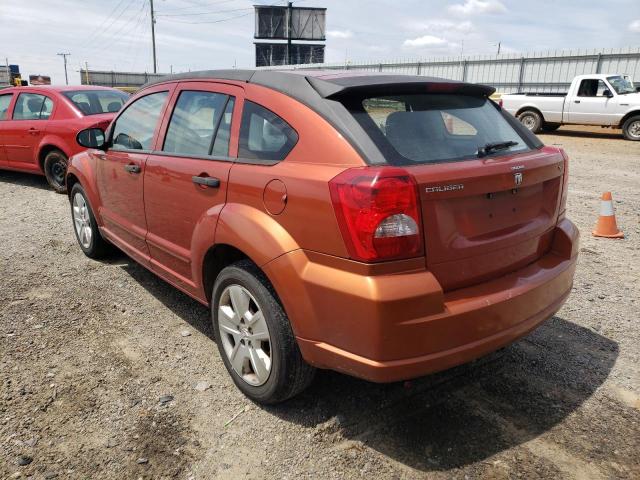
[501,74,640,140]
[0,85,128,192]
[67,70,579,403]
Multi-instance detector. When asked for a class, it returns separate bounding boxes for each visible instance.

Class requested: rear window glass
[0,94,12,120]
[63,90,129,115]
[350,94,530,165]
[238,101,298,162]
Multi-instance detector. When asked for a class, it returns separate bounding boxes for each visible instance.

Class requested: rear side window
[0,94,11,120]
[577,79,609,97]
[13,93,52,120]
[350,94,529,165]
[163,90,234,157]
[111,91,168,151]
[63,90,129,115]
[238,101,297,162]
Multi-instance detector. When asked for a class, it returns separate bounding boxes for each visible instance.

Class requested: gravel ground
[1,125,639,480]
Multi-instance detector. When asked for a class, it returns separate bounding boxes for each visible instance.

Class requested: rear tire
[43,149,68,194]
[517,110,543,133]
[212,260,315,404]
[70,183,112,259]
[542,122,561,132]
[622,115,640,141]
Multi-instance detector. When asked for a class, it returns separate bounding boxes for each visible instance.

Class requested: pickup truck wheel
[622,115,640,141]
[43,150,69,194]
[542,123,561,132]
[70,183,112,259]
[518,110,543,133]
[212,260,315,404]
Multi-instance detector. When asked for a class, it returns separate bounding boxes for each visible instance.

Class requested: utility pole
[57,53,71,85]
[287,1,293,65]
[150,0,157,73]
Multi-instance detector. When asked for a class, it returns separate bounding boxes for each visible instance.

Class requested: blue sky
[1,0,639,84]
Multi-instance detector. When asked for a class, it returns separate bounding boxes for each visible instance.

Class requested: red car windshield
[63,90,129,116]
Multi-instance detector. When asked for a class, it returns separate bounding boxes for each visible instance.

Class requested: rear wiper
[477,141,519,158]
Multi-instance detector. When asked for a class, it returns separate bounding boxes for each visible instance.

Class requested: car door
[566,78,618,125]
[143,82,242,294]
[3,91,54,170]
[0,92,14,167]
[96,85,173,265]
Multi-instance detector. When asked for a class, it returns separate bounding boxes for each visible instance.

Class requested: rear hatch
[339,85,564,291]
[412,147,563,290]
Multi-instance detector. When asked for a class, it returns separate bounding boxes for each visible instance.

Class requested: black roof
[141,70,505,165]
[142,69,495,100]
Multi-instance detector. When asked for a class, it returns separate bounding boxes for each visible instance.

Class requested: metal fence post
[517,57,526,93]
[378,63,383,72]
[595,53,603,73]
[461,60,468,82]
[416,62,421,76]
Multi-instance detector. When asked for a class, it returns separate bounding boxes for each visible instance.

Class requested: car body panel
[0,86,123,176]
[67,70,579,383]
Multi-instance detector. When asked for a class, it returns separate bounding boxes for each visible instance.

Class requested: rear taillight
[329,167,424,262]
[558,148,569,220]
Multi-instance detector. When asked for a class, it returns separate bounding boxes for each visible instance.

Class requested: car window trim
[160,89,234,157]
[107,89,171,149]
[0,93,13,121]
[143,149,278,166]
[12,92,53,121]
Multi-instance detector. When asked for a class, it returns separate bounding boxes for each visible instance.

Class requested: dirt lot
[1,125,639,479]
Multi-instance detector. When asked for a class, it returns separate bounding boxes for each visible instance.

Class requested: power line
[83,0,138,51]
[156,6,253,17]
[157,0,238,13]
[159,10,252,24]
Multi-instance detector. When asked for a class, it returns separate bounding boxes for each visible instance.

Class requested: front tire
[43,149,68,193]
[518,110,543,133]
[622,115,640,141]
[70,183,112,259]
[212,260,315,404]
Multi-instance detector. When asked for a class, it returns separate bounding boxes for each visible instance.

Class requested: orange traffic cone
[592,192,624,238]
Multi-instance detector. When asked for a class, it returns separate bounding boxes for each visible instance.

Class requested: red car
[68,70,578,403]
[0,85,128,192]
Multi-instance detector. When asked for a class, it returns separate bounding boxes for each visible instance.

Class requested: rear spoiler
[306,75,496,99]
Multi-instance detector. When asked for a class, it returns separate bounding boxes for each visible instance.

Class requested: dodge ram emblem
[514,173,523,186]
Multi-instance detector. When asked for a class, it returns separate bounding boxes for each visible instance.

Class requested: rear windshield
[348,94,530,165]
[63,90,129,115]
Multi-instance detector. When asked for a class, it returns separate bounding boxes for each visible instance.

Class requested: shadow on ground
[115,254,618,472]
[541,128,623,140]
[0,170,51,190]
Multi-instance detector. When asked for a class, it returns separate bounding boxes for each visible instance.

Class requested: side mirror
[77,127,106,150]
[602,89,613,98]
[636,86,640,93]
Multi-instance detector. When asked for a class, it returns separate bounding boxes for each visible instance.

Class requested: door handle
[28,127,40,135]
[574,100,580,103]
[192,175,220,188]
[124,163,141,174]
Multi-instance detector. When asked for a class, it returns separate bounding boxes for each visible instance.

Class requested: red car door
[96,85,174,266]
[0,91,14,167]
[4,91,53,171]
[143,82,243,296]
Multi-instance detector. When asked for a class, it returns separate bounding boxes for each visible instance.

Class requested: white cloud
[327,29,353,39]
[629,19,640,32]
[403,35,448,47]
[409,20,474,34]
[449,0,507,15]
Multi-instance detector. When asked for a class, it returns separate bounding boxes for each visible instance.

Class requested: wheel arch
[516,105,545,121]
[38,143,69,172]
[619,110,640,129]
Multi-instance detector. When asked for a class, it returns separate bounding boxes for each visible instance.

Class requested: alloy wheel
[218,285,272,386]
[72,192,92,249]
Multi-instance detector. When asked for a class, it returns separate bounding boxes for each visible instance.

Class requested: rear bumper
[263,218,579,382]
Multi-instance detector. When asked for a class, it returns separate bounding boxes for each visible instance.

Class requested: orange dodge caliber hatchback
[67,70,579,403]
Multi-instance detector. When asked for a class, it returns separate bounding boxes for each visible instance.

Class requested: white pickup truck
[501,74,640,140]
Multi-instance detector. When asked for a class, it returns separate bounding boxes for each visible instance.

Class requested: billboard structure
[254,3,326,67]
[29,75,52,86]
